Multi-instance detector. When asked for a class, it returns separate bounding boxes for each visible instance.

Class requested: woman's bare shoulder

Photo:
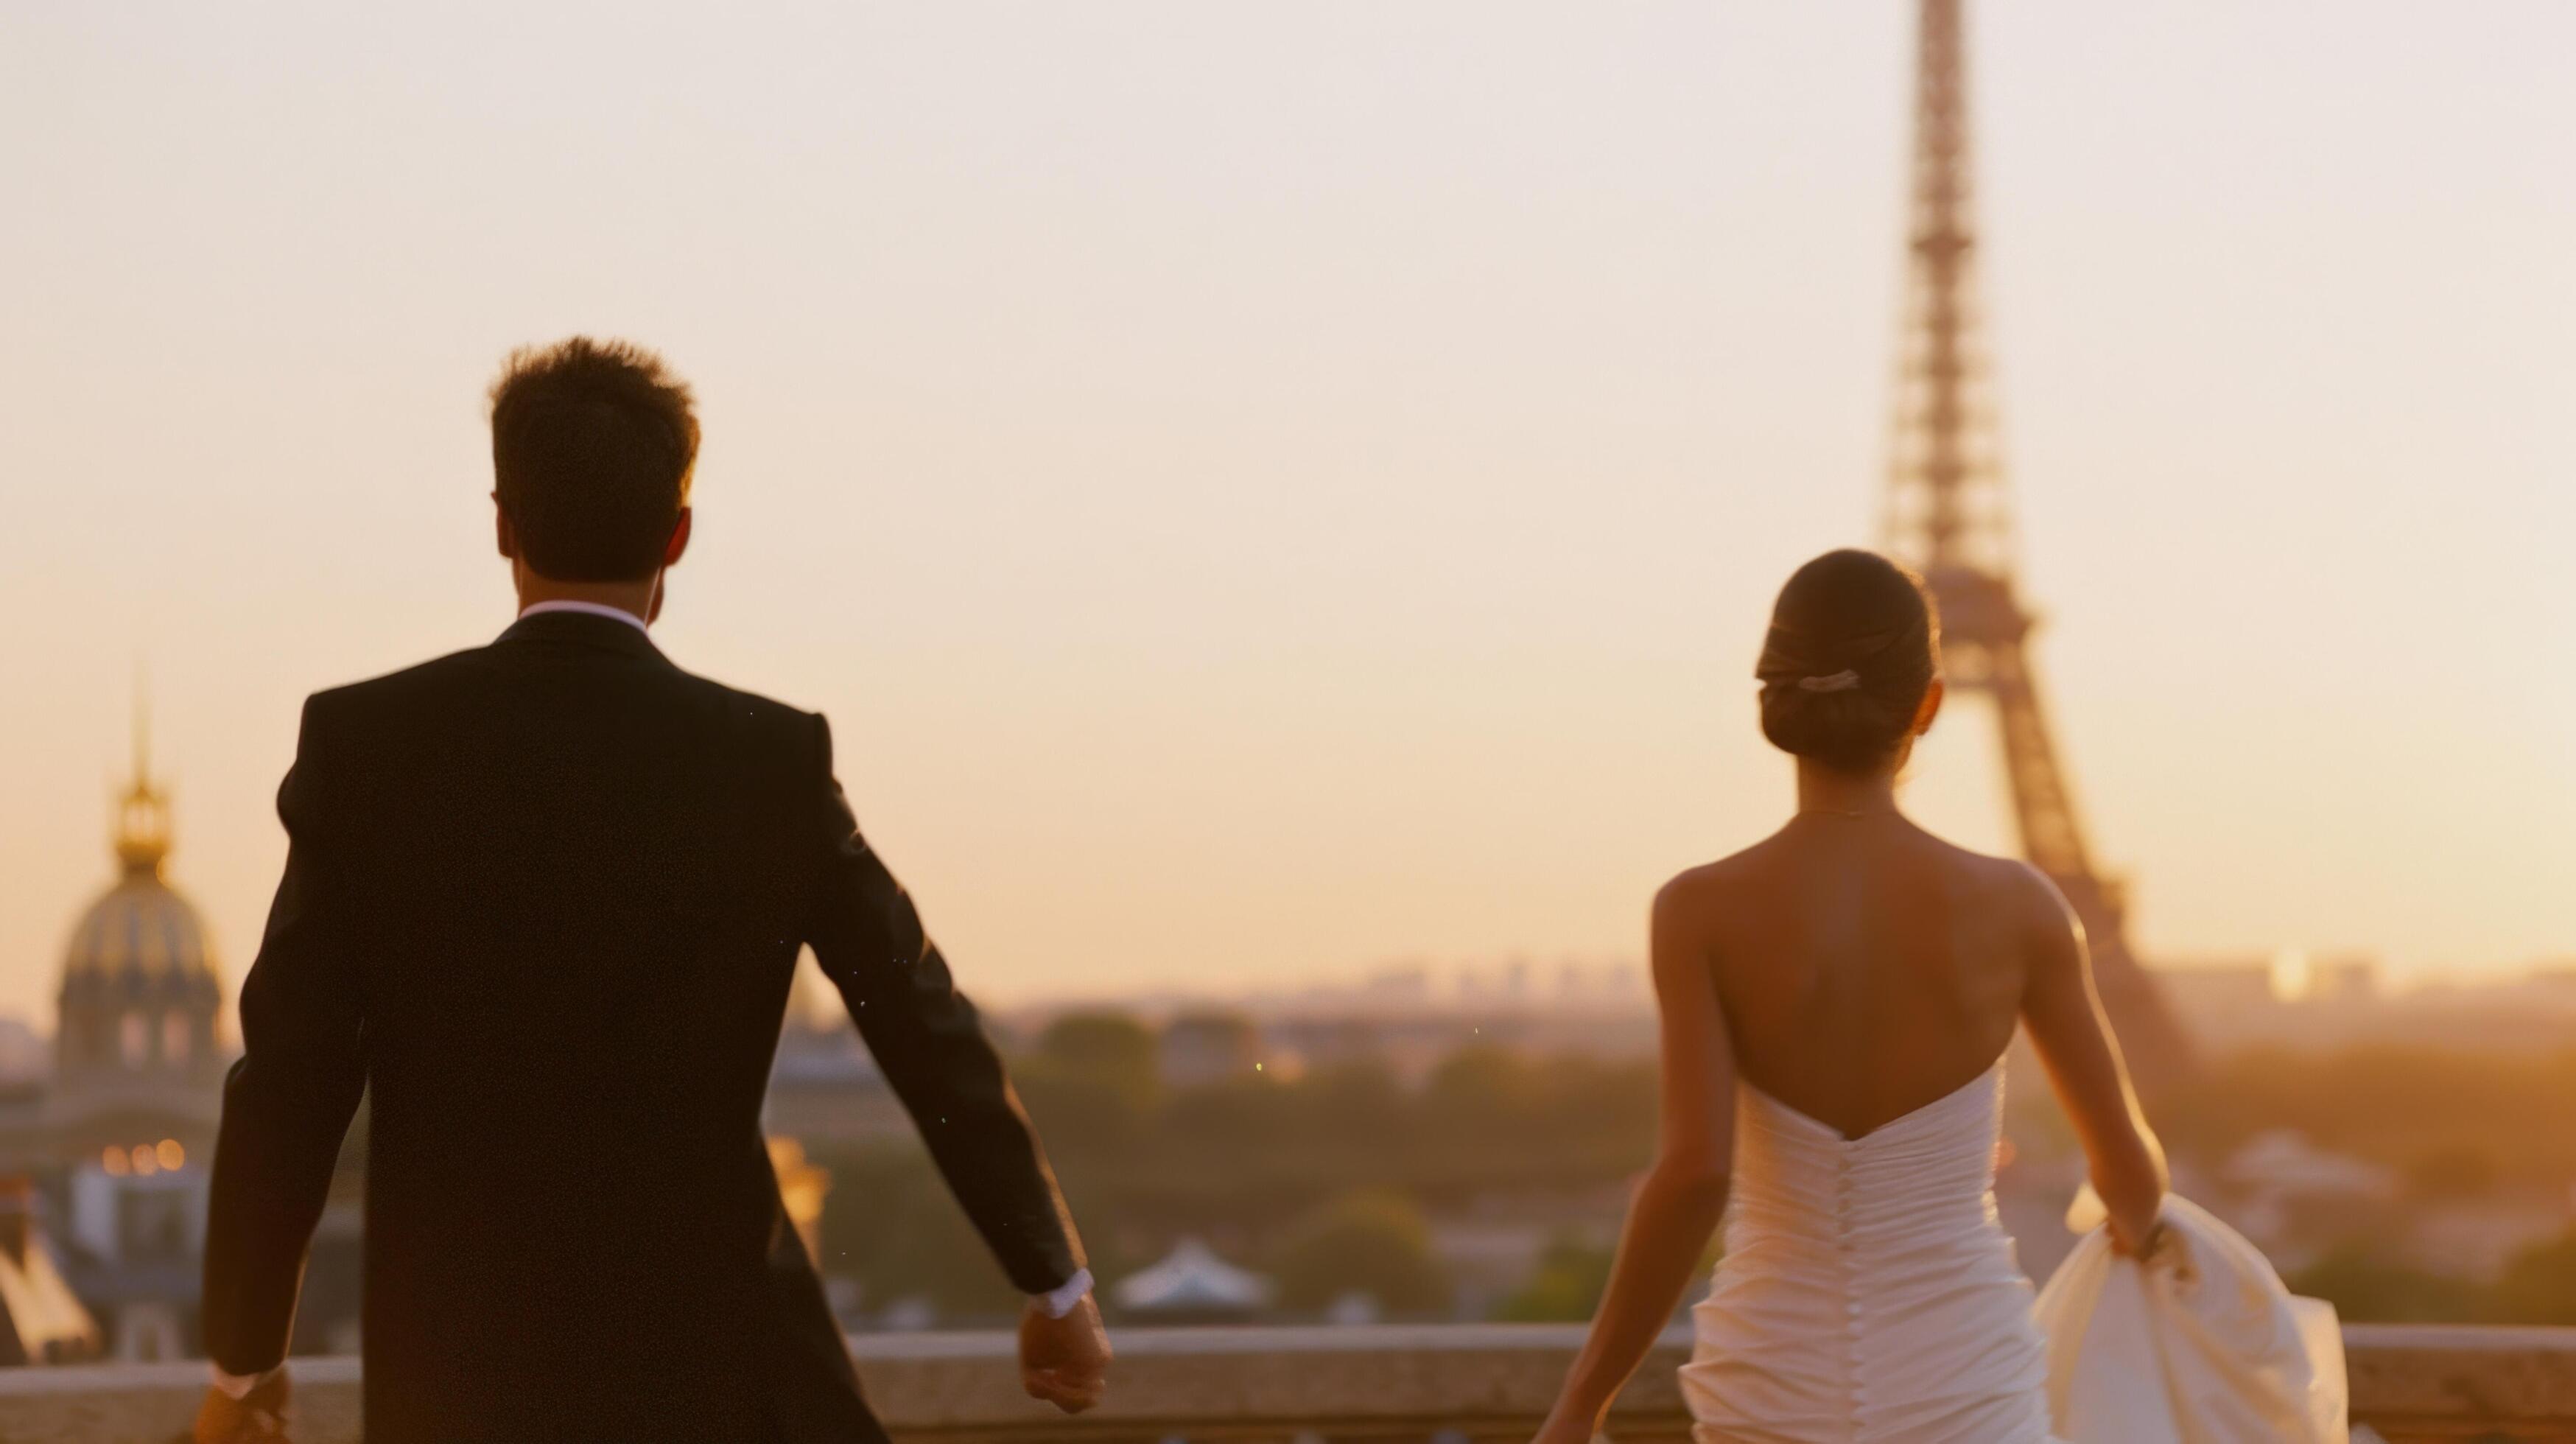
[1907,826,2045,894]
[1908,830,2078,939]
[1654,834,1789,921]
[1953,847,2083,956]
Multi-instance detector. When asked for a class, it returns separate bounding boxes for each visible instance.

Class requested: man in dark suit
[195,337,1109,1443]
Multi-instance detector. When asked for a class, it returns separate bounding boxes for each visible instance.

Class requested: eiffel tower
[1878,0,2194,1090]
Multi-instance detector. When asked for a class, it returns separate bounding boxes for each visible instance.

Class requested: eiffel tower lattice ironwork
[1879,0,2194,1090]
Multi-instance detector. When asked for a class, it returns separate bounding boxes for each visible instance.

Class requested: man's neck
[514,575,657,627]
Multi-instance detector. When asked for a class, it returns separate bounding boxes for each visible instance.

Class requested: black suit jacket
[202,609,1084,1443]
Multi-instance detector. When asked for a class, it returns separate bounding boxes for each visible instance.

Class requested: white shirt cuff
[210,1363,276,1400]
[1032,1267,1095,1319]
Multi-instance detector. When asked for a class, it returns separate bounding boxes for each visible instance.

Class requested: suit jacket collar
[496,608,670,663]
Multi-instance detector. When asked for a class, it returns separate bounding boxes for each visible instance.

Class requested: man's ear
[494,493,519,560]
[1912,676,1945,737]
[663,507,693,567]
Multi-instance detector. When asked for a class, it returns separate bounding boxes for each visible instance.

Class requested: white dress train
[2035,1194,2350,1442]
[1679,1060,2351,1443]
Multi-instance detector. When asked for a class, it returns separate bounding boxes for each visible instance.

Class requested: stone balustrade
[4,1323,2574,1443]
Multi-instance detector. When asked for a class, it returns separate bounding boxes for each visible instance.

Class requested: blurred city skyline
[4,1,2573,1027]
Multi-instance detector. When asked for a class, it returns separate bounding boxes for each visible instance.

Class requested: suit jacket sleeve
[796,713,1084,1296]
[201,697,370,1375]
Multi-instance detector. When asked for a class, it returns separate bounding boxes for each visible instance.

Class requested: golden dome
[59,718,217,995]
[63,875,216,987]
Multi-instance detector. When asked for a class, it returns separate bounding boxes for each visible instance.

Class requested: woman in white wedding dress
[1533,550,2171,1444]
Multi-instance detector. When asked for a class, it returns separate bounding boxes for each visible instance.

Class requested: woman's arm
[2016,866,2168,1252]
[1534,877,1738,1444]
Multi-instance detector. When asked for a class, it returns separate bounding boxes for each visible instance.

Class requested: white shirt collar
[517,600,651,635]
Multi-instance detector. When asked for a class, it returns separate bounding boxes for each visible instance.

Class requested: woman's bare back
[1532,552,2167,1444]
[1675,812,2045,1141]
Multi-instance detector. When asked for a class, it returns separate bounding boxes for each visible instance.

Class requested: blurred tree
[1273,1062,1408,1162]
[811,1143,1022,1322]
[1491,1225,1723,1324]
[1270,1189,1452,1316]
[1149,1074,1318,1227]
[1422,1047,1544,1131]
[1031,1011,1162,1110]
[2404,1143,2501,1202]
[796,1037,2576,1332]
[2287,1245,2482,1324]
[1015,1069,1151,1160]
[1015,1009,1161,1164]
[1491,1236,1615,1322]
[2158,1045,2576,1193]
[1412,1048,1654,1199]
[2487,1228,2576,1325]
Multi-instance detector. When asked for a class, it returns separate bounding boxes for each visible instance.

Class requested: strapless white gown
[1680,1060,2061,1443]
[1680,1059,2353,1443]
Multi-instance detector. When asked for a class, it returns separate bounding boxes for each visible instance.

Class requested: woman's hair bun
[1754,549,1941,772]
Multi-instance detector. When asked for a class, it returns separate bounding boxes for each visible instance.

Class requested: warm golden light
[101,1146,128,1177]
[130,1144,159,1177]
[0,4,2567,1031]
[156,1138,185,1170]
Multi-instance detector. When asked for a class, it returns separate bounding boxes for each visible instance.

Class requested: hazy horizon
[5,2,2572,1028]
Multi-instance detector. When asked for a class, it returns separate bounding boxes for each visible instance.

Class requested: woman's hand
[2110,1212,2191,1285]
[2107,1213,2161,1258]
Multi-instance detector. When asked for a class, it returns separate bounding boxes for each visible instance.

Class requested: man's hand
[1018,1291,1111,1415]
[194,1369,292,1444]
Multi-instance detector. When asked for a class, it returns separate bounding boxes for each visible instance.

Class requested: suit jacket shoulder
[306,633,824,754]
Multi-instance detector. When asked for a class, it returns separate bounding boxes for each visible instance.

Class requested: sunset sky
[4,2,2571,1029]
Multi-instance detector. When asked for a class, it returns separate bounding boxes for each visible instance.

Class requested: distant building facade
[48,757,226,1168]
[0,732,232,1363]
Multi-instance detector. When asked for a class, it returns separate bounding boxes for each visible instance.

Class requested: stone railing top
[6,1322,2576,1443]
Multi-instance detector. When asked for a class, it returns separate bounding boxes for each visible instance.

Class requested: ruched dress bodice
[1680,1061,2060,1443]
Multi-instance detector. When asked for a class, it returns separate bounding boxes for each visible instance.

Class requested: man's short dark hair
[489,337,699,582]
